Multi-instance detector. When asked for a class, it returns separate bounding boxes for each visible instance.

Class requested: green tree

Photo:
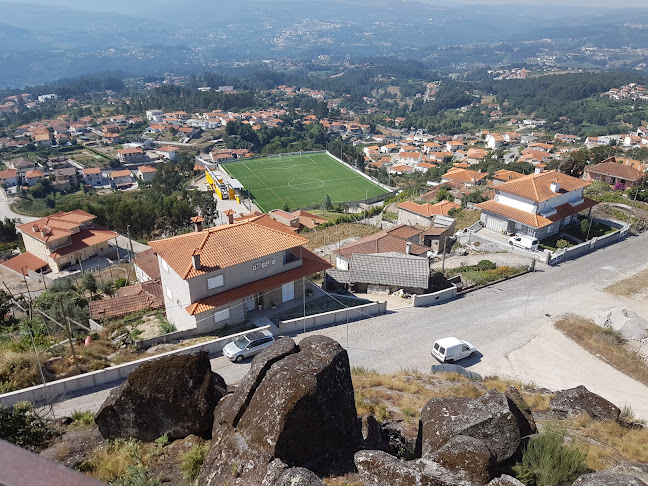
[81,272,98,297]
[325,194,333,211]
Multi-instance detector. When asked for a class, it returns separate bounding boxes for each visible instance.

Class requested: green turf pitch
[221,153,388,212]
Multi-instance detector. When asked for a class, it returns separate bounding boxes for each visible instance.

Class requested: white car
[508,234,539,251]
[431,337,476,363]
[222,329,275,362]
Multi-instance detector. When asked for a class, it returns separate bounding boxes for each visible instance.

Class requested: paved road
[0,190,37,223]
[49,233,648,419]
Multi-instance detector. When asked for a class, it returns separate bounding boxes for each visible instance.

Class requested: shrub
[476,259,496,270]
[159,320,175,335]
[513,429,589,486]
[448,207,463,218]
[181,441,209,483]
[0,401,53,450]
[114,278,127,289]
[580,218,590,236]
[556,239,570,249]
[71,410,95,427]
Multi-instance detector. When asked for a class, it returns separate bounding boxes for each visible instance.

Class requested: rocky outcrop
[573,471,647,485]
[262,459,325,486]
[430,435,494,485]
[417,389,534,464]
[486,475,526,485]
[572,464,648,486]
[354,449,473,486]
[549,385,620,421]
[95,351,227,441]
[198,335,362,486]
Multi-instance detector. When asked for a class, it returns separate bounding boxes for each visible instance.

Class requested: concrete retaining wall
[549,224,630,265]
[0,326,270,408]
[278,301,387,334]
[412,286,458,307]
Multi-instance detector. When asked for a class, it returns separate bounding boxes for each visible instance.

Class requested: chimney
[406,242,412,255]
[32,224,39,233]
[550,181,561,193]
[191,216,204,232]
[535,165,544,174]
[191,252,201,270]
[224,210,235,224]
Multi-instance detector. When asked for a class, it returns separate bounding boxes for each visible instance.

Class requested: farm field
[221,152,388,212]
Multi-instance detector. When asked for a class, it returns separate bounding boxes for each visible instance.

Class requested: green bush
[0,401,53,450]
[181,441,210,483]
[513,429,589,486]
[115,278,127,289]
[556,239,570,249]
[580,219,590,236]
[476,259,496,270]
[159,320,175,335]
[71,410,95,427]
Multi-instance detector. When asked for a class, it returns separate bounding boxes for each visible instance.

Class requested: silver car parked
[222,329,275,362]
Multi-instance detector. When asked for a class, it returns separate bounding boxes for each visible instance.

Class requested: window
[165,286,172,299]
[213,308,230,323]
[207,275,224,289]
[161,259,168,272]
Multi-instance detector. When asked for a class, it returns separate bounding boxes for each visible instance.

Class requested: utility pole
[59,299,81,375]
[441,236,448,274]
[127,224,134,263]
[21,267,32,301]
[302,277,306,334]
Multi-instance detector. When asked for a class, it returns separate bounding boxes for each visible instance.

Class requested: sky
[12,0,648,10]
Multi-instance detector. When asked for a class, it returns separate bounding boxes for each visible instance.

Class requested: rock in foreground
[198,335,361,486]
[95,351,227,441]
[550,385,620,422]
[417,389,534,464]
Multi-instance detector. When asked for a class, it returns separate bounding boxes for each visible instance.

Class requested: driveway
[0,190,37,223]
[48,233,648,419]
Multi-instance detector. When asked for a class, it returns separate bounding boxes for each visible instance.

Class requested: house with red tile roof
[477,170,597,239]
[396,200,461,226]
[2,209,119,275]
[147,214,331,331]
[117,147,147,164]
[136,165,157,183]
[0,168,18,188]
[441,167,488,187]
[24,169,45,187]
[156,145,179,160]
[82,167,104,187]
[333,224,427,270]
[583,157,645,188]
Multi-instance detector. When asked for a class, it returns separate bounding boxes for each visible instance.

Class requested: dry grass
[543,415,648,470]
[323,474,366,486]
[303,223,382,251]
[523,392,554,412]
[81,438,160,482]
[453,209,482,230]
[555,315,648,387]
[605,268,648,297]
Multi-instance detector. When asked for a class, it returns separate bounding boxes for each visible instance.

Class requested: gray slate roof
[350,252,430,289]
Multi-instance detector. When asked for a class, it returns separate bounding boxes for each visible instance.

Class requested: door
[281,282,295,303]
[245,296,255,311]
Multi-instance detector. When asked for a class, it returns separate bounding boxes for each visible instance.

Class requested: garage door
[484,215,508,233]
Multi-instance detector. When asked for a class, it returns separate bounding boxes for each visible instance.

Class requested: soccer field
[221,153,388,212]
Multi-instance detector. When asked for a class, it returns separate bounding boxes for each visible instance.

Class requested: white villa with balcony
[477,170,598,239]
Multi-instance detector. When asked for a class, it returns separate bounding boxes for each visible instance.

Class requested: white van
[508,234,539,251]
[431,337,476,363]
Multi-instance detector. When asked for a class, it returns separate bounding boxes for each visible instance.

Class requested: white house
[477,170,597,239]
[156,146,179,160]
[147,215,330,332]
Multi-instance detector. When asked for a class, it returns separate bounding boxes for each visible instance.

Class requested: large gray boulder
[572,472,647,485]
[198,336,362,486]
[594,307,648,340]
[486,475,526,485]
[550,385,620,421]
[417,389,534,464]
[430,435,494,484]
[95,351,227,441]
[262,459,325,486]
[354,449,472,486]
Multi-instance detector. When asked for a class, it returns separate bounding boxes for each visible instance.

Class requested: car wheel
[235,355,244,363]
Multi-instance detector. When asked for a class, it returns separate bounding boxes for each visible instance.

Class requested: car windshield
[233,336,251,350]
